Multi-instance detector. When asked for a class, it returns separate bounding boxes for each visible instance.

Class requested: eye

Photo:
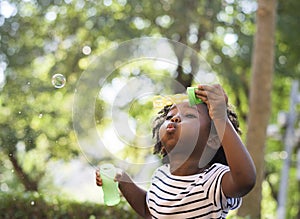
[166,115,173,120]
[185,113,197,118]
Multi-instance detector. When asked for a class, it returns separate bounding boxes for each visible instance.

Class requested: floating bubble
[82,45,91,55]
[1,183,9,192]
[52,74,66,88]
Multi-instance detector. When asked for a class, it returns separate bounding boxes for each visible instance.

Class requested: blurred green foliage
[0,0,299,218]
[0,191,140,219]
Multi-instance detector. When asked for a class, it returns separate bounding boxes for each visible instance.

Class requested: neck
[169,158,207,176]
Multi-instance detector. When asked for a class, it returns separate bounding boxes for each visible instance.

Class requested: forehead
[169,102,207,113]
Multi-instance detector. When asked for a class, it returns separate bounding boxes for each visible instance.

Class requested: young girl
[96,84,256,218]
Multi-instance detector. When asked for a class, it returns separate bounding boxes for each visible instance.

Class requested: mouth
[166,123,177,133]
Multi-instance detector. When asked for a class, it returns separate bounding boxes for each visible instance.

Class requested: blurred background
[0,0,299,218]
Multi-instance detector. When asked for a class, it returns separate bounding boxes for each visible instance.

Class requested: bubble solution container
[187,87,202,106]
[99,163,120,206]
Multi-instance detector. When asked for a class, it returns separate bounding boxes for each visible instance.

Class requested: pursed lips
[166,122,177,133]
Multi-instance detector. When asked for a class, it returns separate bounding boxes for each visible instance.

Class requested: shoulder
[202,163,230,189]
[150,164,169,180]
[153,164,169,175]
[205,163,229,177]
[206,164,242,210]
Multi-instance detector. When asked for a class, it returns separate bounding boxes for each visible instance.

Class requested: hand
[95,170,103,186]
[195,84,228,121]
[95,168,128,187]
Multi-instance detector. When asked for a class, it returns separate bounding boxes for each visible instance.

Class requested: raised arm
[214,117,256,197]
[196,84,256,197]
[96,170,151,218]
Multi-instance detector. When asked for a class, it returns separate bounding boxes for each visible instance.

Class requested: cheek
[182,123,200,141]
[158,124,166,141]
[198,120,211,141]
[180,121,210,146]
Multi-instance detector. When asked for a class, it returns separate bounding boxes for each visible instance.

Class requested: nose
[171,115,181,123]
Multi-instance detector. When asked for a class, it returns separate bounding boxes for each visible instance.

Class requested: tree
[0,0,299,217]
[238,0,277,217]
[0,0,225,192]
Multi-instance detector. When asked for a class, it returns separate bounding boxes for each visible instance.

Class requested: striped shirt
[146,163,241,219]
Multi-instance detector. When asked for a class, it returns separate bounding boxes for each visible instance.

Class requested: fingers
[96,168,124,186]
[96,167,126,187]
[95,170,103,186]
[195,84,228,103]
[114,173,122,182]
[221,87,229,104]
[114,168,123,182]
[197,84,222,96]
[194,88,208,104]
[195,84,228,120]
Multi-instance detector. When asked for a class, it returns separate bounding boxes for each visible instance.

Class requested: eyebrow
[169,104,176,111]
[169,104,198,112]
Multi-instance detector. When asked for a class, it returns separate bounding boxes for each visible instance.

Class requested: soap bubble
[52,74,66,88]
[73,37,222,184]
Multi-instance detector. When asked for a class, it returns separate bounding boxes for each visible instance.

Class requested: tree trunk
[238,0,277,218]
[9,153,38,192]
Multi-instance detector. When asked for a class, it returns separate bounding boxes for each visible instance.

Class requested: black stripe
[153,177,206,197]
[154,175,187,190]
[215,167,228,208]
[233,198,239,208]
[150,214,158,219]
[186,208,224,219]
[149,203,222,216]
[214,169,223,207]
[206,172,217,204]
[185,189,204,197]
[149,190,182,201]
[149,188,205,202]
[193,166,222,187]
[219,175,223,210]
[194,177,213,188]
[204,164,218,175]
[148,196,211,209]
[228,197,241,209]
[152,182,177,196]
[158,168,201,182]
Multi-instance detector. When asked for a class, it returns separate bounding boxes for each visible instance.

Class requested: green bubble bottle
[99,163,120,206]
[187,87,202,106]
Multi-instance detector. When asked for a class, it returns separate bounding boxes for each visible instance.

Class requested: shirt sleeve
[226,196,242,210]
[214,164,242,211]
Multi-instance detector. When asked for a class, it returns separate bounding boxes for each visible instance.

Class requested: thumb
[114,168,123,182]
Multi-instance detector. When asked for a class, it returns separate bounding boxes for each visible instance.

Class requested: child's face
[159,102,211,159]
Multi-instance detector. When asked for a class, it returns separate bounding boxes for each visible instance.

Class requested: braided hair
[152,103,242,165]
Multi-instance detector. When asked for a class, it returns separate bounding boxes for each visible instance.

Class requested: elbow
[248,165,257,190]
[242,159,257,193]
[245,174,256,194]
[240,168,257,196]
